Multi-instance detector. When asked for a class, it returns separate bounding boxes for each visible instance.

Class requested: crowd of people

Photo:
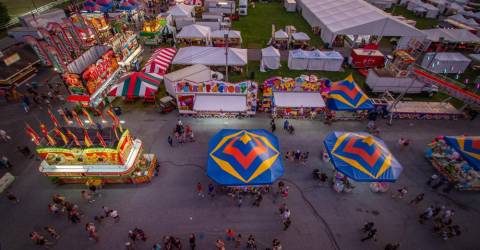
[168,119,195,146]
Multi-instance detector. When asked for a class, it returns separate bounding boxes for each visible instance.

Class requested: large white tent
[164,64,213,96]
[176,24,212,44]
[292,32,311,41]
[274,30,289,40]
[288,49,343,71]
[261,46,281,71]
[211,30,242,40]
[297,0,426,48]
[172,46,248,66]
[421,52,472,73]
[422,28,480,43]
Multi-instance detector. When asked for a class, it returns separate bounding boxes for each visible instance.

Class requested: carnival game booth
[140,17,175,45]
[175,80,258,117]
[207,129,284,190]
[261,75,329,113]
[33,124,156,185]
[349,49,385,69]
[426,136,480,191]
[211,30,242,47]
[80,12,113,43]
[273,92,326,119]
[288,49,343,71]
[260,46,281,72]
[326,76,374,120]
[109,31,143,70]
[108,72,162,103]
[324,132,403,193]
[172,46,248,73]
[176,24,212,46]
[143,48,177,78]
[164,64,216,96]
[272,30,289,49]
[421,52,472,74]
[64,46,122,108]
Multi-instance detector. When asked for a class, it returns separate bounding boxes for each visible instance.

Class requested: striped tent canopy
[119,0,135,10]
[143,48,176,78]
[109,72,161,97]
[444,136,480,170]
[327,75,374,111]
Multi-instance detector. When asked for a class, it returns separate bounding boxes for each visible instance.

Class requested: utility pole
[224,32,229,81]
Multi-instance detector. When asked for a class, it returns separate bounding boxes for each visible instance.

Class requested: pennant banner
[48,109,61,128]
[53,128,69,145]
[71,110,85,128]
[84,129,93,147]
[82,108,95,125]
[66,129,80,146]
[96,131,107,148]
[25,123,41,145]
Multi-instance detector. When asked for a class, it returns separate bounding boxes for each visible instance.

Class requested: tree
[0,2,10,26]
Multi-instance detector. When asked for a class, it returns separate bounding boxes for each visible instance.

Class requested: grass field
[385,6,439,30]
[232,2,323,48]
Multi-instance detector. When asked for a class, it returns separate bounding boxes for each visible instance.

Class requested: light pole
[224,32,229,81]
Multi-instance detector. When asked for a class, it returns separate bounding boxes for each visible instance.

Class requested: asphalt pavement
[0,68,479,250]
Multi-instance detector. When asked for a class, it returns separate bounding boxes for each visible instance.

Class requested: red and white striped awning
[143,48,176,78]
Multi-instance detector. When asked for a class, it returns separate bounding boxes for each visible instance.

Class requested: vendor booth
[30,112,156,184]
[108,31,143,70]
[324,132,403,193]
[273,92,326,118]
[326,76,374,120]
[261,75,330,113]
[176,24,212,46]
[143,48,177,78]
[211,30,242,47]
[172,46,248,72]
[423,28,480,53]
[64,46,122,108]
[272,29,289,49]
[108,72,161,103]
[421,52,472,74]
[175,80,258,117]
[291,32,310,49]
[426,136,480,191]
[349,49,385,68]
[164,64,215,96]
[207,129,284,186]
[288,49,343,71]
[140,17,168,45]
[81,12,113,43]
[260,46,281,71]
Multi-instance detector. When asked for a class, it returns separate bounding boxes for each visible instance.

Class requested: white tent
[421,52,472,73]
[273,92,326,108]
[176,24,212,44]
[274,30,289,40]
[172,46,248,66]
[168,3,194,18]
[284,0,297,12]
[164,64,213,96]
[211,30,242,40]
[292,32,311,41]
[422,28,480,43]
[261,46,281,71]
[288,49,343,71]
[297,0,426,48]
[288,49,309,70]
[194,95,247,112]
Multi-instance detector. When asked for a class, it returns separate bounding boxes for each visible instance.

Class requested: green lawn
[228,61,366,87]
[232,2,323,48]
[385,6,439,29]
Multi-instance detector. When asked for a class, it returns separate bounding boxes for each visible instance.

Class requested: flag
[40,122,56,146]
[25,123,41,145]
[47,109,61,128]
[84,129,93,147]
[66,129,80,146]
[58,109,72,124]
[96,108,108,123]
[53,128,68,145]
[82,108,95,125]
[71,110,84,128]
[106,109,123,132]
[96,131,107,147]
[112,124,119,140]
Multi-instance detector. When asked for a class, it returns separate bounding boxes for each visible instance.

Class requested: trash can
[113,106,122,116]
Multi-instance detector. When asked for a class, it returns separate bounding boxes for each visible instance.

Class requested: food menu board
[82,50,119,95]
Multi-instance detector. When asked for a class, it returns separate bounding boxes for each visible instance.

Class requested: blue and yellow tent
[326,75,374,111]
[324,132,403,182]
[207,129,284,186]
[444,136,480,170]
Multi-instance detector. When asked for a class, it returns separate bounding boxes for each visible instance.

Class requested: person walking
[283,217,291,231]
[409,193,425,205]
[81,190,94,203]
[392,186,408,199]
[237,194,243,208]
[0,129,11,141]
[196,182,205,197]
[361,228,377,242]
[5,191,20,204]
[208,183,215,198]
[168,135,173,147]
[235,234,242,248]
[427,174,439,187]
[85,222,99,242]
[419,206,434,224]
[226,228,235,241]
[361,222,374,233]
[246,235,256,249]
[110,209,120,223]
[385,243,400,250]
[44,226,60,239]
[272,238,282,250]
[282,209,291,221]
[215,239,225,250]
[102,206,112,217]
[1,156,13,168]
[189,233,196,250]
[253,193,263,207]
[283,120,289,131]
[271,122,276,133]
